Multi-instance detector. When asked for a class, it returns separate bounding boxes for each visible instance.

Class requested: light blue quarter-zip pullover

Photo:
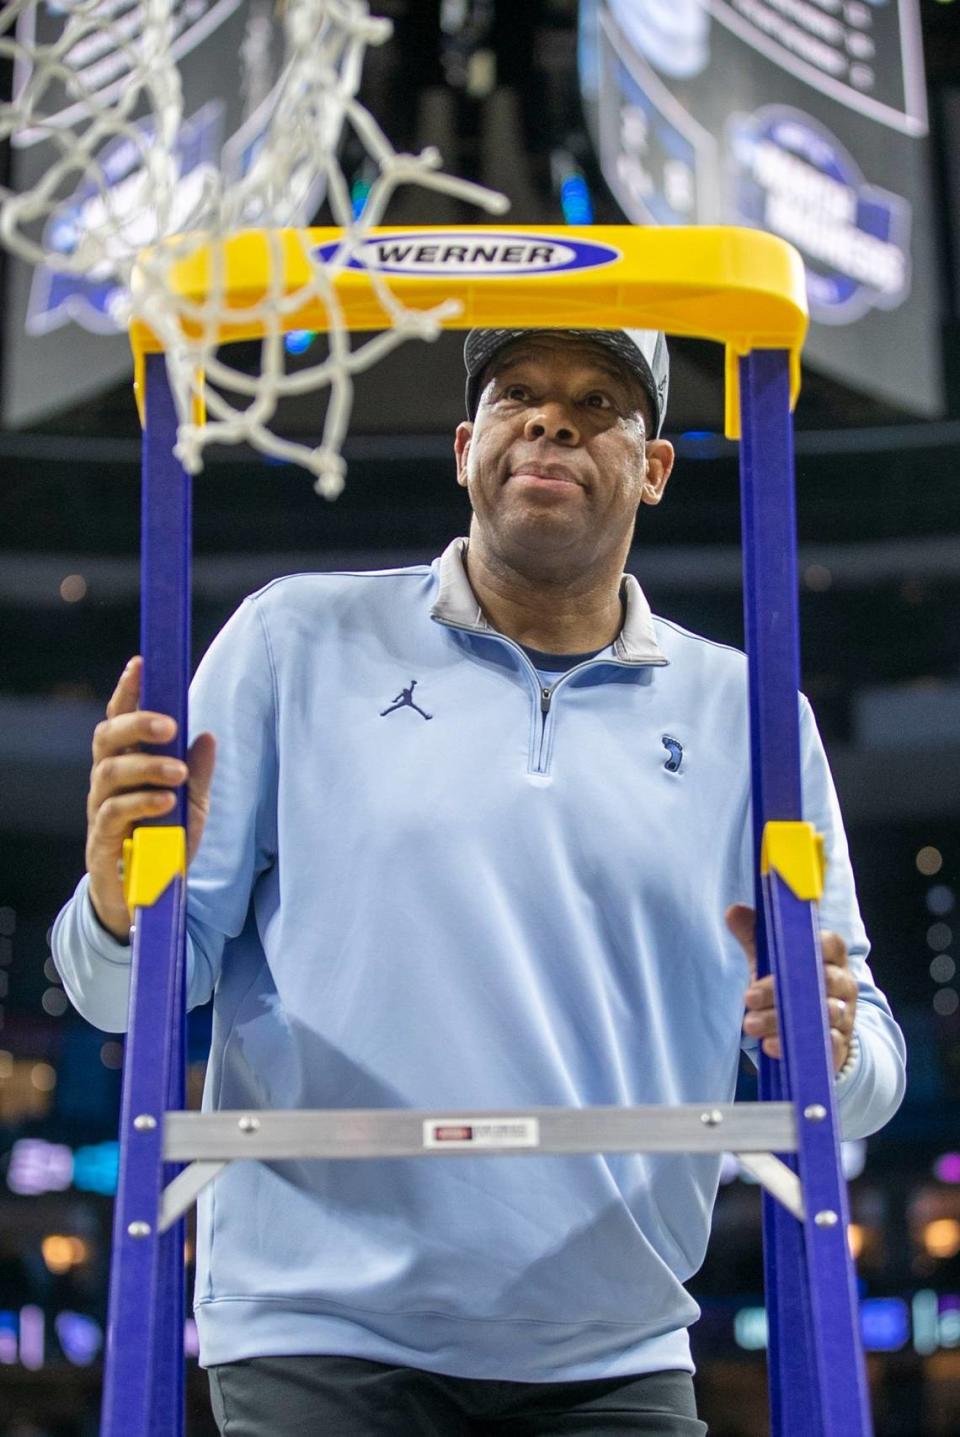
[53,538,906,1381]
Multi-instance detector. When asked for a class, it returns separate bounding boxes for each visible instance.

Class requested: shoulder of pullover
[651,614,751,714]
[652,615,748,670]
[247,564,436,627]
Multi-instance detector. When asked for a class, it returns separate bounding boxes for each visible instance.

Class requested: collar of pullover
[431,537,669,668]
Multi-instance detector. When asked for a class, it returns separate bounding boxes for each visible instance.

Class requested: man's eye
[584,392,612,409]
[503,384,529,401]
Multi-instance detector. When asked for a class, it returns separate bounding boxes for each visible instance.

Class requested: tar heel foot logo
[313,230,622,277]
[662,735,683,773]
[726,107,911,326]
[380,680,432,721]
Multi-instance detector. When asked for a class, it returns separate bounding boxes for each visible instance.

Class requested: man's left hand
[726,904,858,1074]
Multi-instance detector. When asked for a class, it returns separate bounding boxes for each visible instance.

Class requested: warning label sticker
[422,1118,541,1150]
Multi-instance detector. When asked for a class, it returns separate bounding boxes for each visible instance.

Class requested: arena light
[30,1062,56,1092]
[848,1224,864,1260]
[59,574,87,603]
[41,1236,75,1275]
[927,886,956,917]
[550,150,594,226]
[0,1312,15,1365]
[804,563,833,592]
[7,1137,119,1196]
[930,954,956,983]
[737,1298,913,1353]
[284,330,316,356]
[350,161,376,220]
[923,1218,960,1259]
[55,1311,103,1367]
[911,1291,960,1353]
[941,1303,960,1348]
[72,1140,119,1196]
[41,987,68,1017]
[351,179,372,218]
[860,1298,909,1352]
[18,1306,43,1371]
[0,1310,195,1368]
[676,432,728,460]
[912,1289,939,1354]
[561,175,593,225]
[41,1235,90,1275]
[7,1138,73,1196]
[934,1153,960,1184]
[734,1306,768,1350]
[917,846,944,876]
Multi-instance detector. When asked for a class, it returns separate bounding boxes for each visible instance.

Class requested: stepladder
[97,225,873,1437]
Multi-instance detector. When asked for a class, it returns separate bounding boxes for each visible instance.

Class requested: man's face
[455,334,674,572]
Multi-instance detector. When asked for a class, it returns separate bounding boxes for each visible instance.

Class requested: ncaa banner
[579,0,942,416]
[2,0,308,427]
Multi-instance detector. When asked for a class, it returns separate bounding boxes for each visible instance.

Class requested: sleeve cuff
[834,1029,861,1086]
[79,878,133,965]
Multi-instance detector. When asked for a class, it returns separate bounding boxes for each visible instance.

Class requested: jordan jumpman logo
[380,679,433,720]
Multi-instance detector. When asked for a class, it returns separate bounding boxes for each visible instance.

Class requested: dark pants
[208,1354,708,1436]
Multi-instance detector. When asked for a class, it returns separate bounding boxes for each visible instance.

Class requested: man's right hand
[86,656,216,942]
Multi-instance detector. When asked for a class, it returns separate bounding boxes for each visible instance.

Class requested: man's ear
[640,438,675,507]
[454,422,473,489]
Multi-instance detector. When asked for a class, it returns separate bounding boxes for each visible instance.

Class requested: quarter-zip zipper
[538,684,553,772]
[530,659,605,773]
[444,628,600,774]
[432,615,651,776]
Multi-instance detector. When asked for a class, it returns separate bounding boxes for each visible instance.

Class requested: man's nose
[523,402,580,445]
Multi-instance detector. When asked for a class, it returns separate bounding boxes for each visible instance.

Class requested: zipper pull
[540,686,552,714]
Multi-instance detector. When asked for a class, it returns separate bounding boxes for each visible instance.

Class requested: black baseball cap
[463,327,669,435]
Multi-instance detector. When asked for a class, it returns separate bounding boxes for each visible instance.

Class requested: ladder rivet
[814,1209,839,1227]
[133,1114,157,1131]
[127,1221,151,1239]
[238,1115,260,1134]
[700,1109,724,1127]
[803,1104,827,1122]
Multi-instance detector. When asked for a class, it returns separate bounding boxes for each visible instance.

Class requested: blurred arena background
[0,1,959,1432]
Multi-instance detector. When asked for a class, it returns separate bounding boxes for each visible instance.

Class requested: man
[54,327,906,1435]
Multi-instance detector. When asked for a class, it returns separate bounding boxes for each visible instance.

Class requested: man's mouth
[509,464,579,488]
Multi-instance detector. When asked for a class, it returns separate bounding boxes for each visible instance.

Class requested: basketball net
[0,0,507,495]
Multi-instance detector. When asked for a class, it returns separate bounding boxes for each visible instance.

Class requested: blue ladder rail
[100,354,190,1437]
[99,348,873,1437]
[739,350,871,1436]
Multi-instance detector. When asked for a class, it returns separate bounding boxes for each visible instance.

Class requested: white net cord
[0,0,509,495]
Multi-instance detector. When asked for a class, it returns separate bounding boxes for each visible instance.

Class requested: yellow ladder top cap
[128,225,807,438]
